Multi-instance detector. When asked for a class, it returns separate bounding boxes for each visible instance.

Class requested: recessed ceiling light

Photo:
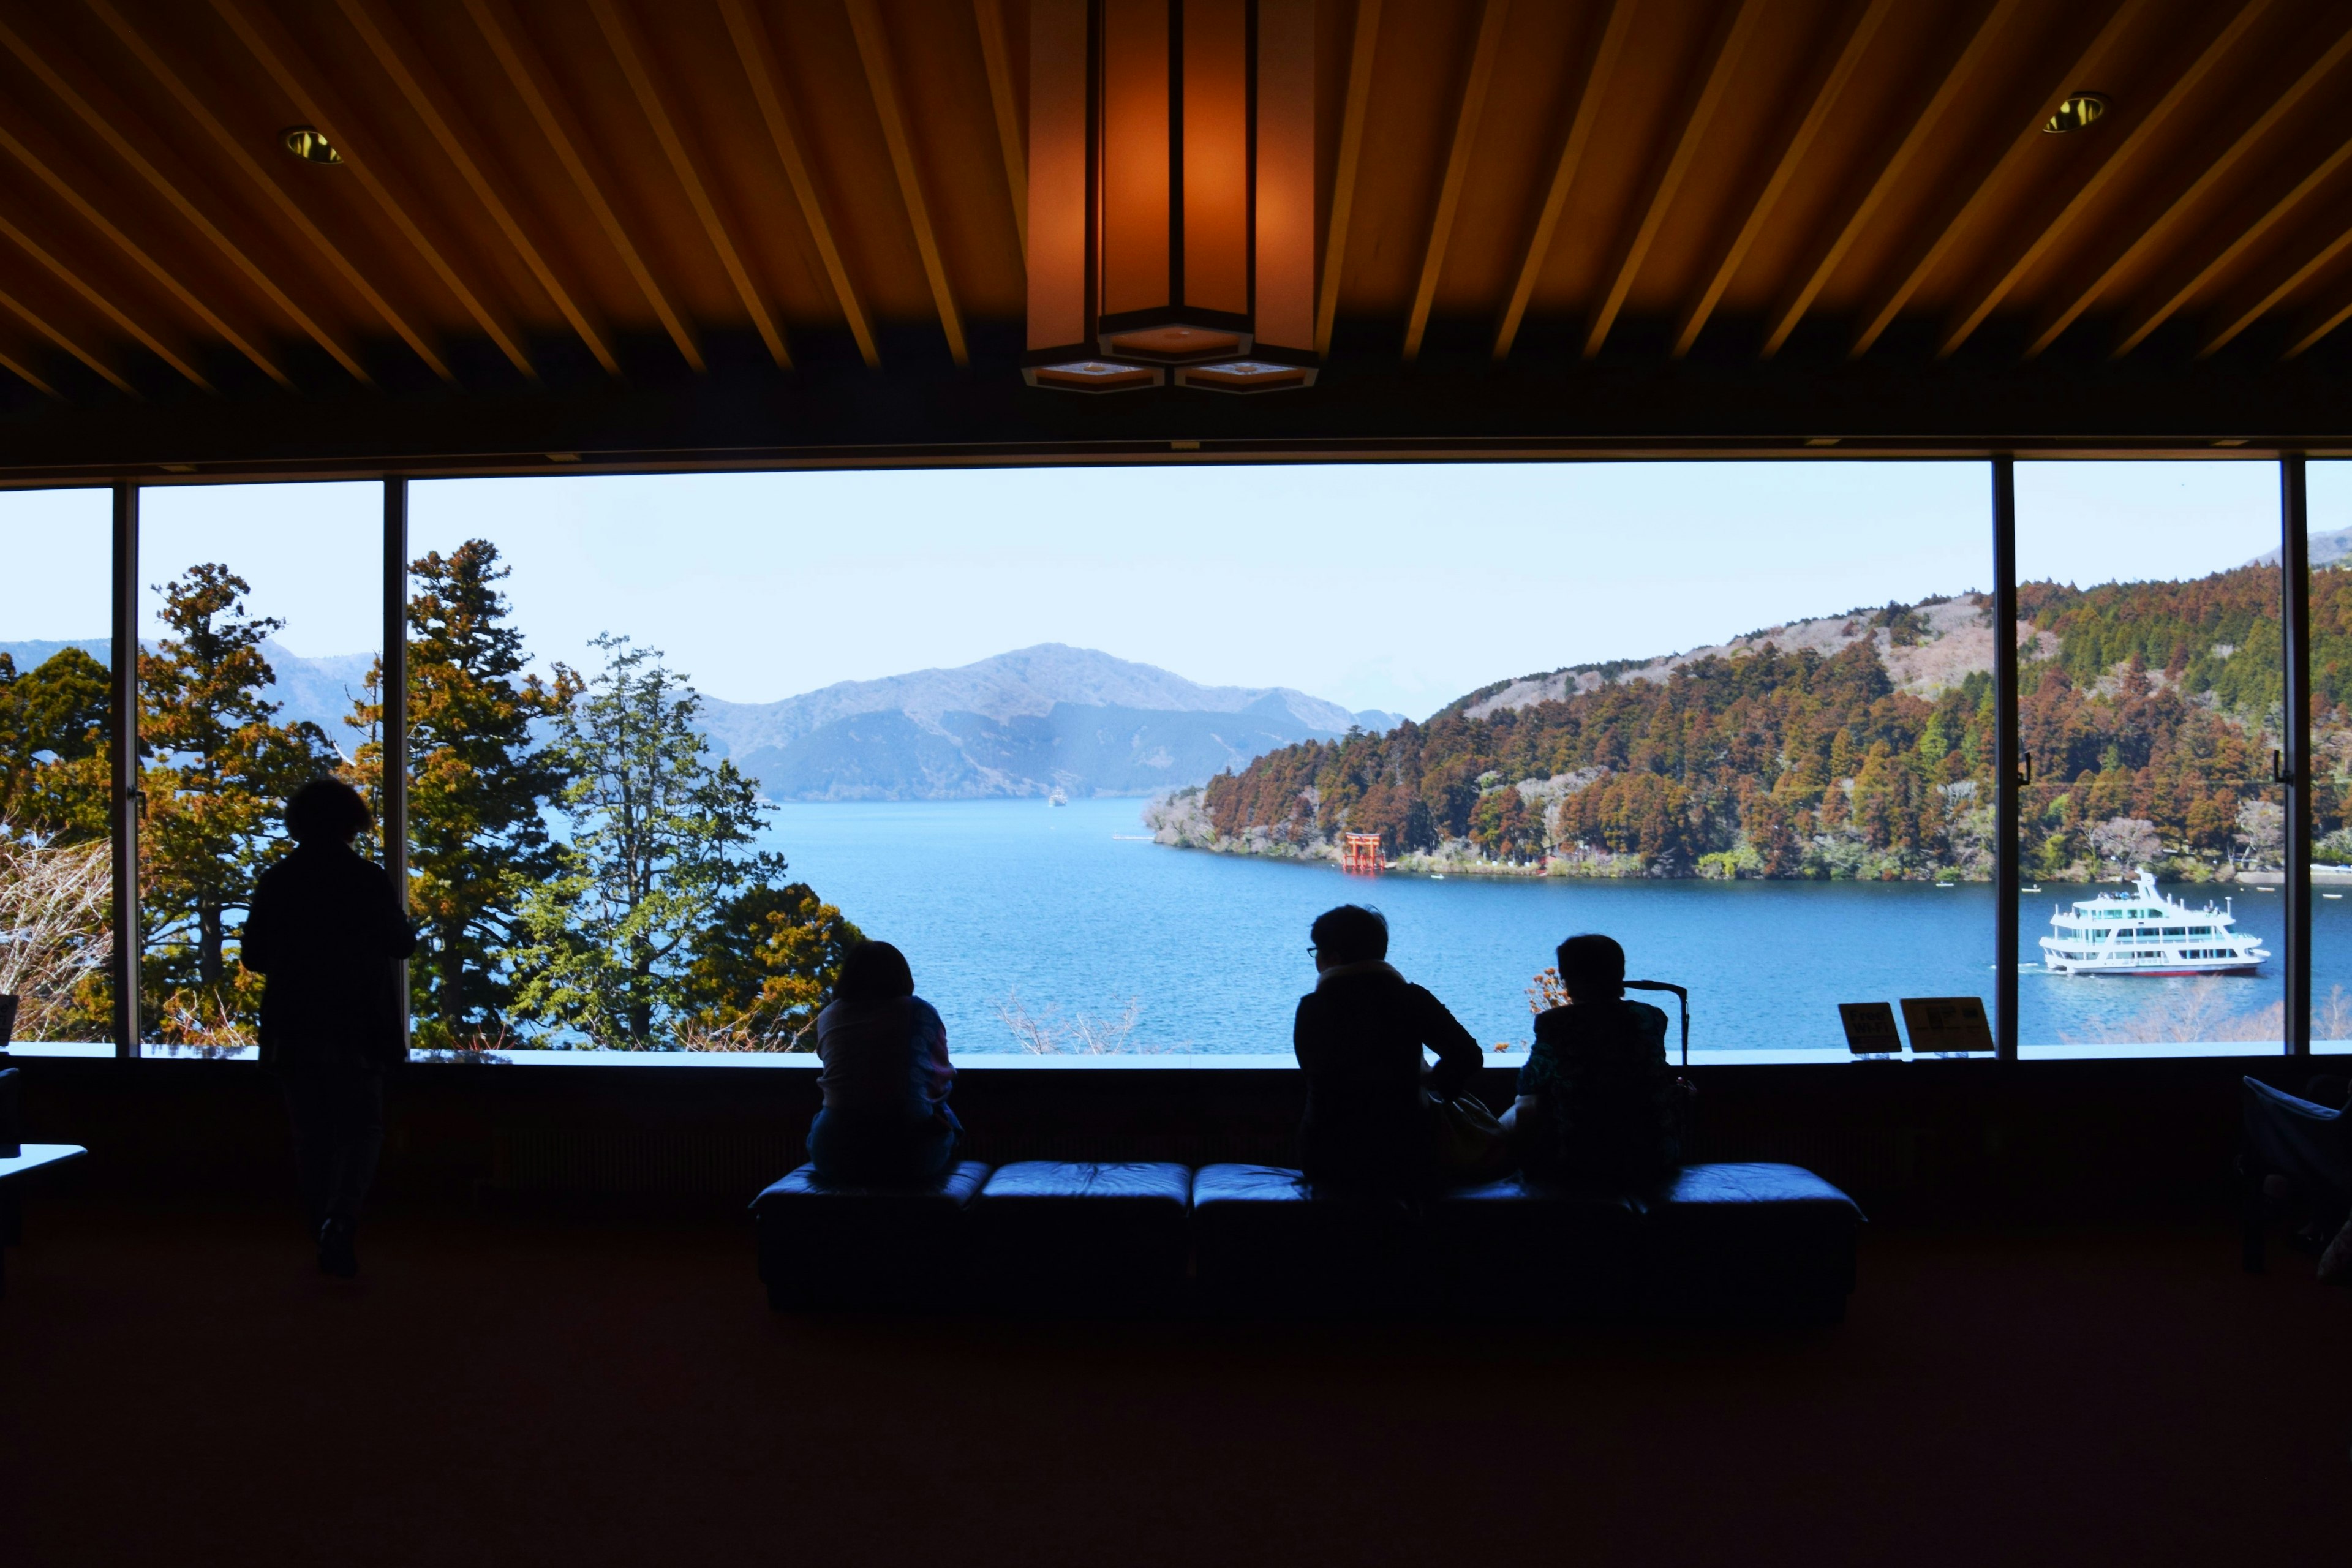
[2043,93,2107,134]
[282,126,343,164]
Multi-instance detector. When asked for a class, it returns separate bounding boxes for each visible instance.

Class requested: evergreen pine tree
[505,636,792,1049]
[349,541,578,1046]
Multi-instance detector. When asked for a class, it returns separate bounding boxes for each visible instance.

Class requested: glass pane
[409,465,1989,1061]
[2313,461,2352,1052]
[137,484,381,1057]
[0,489,113,1050]
[2015,462,2283,1055]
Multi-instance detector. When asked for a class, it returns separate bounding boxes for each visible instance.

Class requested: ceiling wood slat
[592,0,790,370]
[1845,0,2155,361]
[0,279,128,394]
[460,0,701,374]
[973,0,1026,258]
[1583,0,1764,361]
[1314,0,1379,359]
[1401,0,1507,363]
[2283,270,2352,359]
[0,335,59,397]
[845,0,968,368]
[1938,0,2270,359]
[338,0,617,377]
[720,0,878,370]
[2199,214,2352,357]
[1494,0,1629,361]
[2026,13,2352,359]
[79,0,442,384]
[2114,133,2352,359]
[1672,0,1892,360]
[209,0,537,381]
[0,141,214,390]
[1,8,349,385]
[1760,0,2026,360]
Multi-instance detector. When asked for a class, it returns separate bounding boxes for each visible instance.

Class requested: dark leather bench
[1432,1172,1644,1319]
[1640,1162,1863,1324]
[752,1161,990,1311]
[968,1161,1193,1313]
[1189,1163,1432,1316]
[755,1159,1862,1324]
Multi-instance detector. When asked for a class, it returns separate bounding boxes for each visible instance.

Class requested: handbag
[1428,1090,1510,1180]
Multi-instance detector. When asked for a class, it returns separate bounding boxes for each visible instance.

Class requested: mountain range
[1,638,377,744]
[2,638,1398,801]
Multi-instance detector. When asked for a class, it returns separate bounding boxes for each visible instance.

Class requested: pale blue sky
[2,460,2345,718]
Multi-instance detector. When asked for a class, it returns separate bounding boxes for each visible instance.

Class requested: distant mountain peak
[698,645,1394,801]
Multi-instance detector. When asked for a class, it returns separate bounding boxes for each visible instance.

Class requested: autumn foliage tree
[140,565,337,1026]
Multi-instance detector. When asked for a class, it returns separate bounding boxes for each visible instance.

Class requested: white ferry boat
[2038,870,2266,976]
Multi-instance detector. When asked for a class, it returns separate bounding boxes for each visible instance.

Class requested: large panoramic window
[2015,463,2284,1055]
[135,484,381,1057]
[13,462,2345,1066]
[0,488,113,1049]
[393,464,1991,1061]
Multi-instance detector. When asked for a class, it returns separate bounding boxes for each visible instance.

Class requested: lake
[766,797,2352,1055]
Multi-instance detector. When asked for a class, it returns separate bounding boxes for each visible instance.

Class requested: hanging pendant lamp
[1025,0,1317,394]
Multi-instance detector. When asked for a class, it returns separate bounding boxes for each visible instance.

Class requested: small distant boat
[2039,869,2265,976]
[1430,873,1446,880]
[1935,881,1955,888]
[2325,893,2344,900]
[2022,884,2042,894]
[1047,787,1069,807]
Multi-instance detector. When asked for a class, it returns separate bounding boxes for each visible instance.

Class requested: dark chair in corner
[0,1065,89,1300]
[752,1161,990,1312]
[2239,1075,2351,1274]
[1640,1163,1864,1325]
[967,1161,1193,1313]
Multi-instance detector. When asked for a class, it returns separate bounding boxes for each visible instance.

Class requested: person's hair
[1556,933,1626,999]
[1310,904,1389,965]
[834,941,915,1005]
[285,777,372,845]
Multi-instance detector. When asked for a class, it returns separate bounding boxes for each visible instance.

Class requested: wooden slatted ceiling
[0,0,2348,415]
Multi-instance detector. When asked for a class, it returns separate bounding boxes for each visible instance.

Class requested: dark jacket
[241,841,417,1070]
[1293,960,1483,1193]
[1517,999,1680,1188]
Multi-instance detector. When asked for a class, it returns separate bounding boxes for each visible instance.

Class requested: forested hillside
[1177,565,2347,882]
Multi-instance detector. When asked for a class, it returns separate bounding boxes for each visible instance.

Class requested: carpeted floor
[1,1197,2343,1567]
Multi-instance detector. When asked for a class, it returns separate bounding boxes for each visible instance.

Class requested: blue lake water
[766,798,2352,1055]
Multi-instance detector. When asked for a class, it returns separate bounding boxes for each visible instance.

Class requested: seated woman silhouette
[240,777,417,1278]
[1506,933,1680,1189]
[1292,904,1483,1197]
[807,941,960,1185]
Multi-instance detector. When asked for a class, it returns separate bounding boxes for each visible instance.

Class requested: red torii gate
[1340,833,1385,875]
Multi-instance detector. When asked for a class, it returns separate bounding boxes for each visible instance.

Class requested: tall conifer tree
[349,540,578,1046]
[505,636,790,1049]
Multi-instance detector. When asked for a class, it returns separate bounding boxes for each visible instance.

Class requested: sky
[3,459,2346,720]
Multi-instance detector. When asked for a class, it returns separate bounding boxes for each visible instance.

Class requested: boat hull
[2044,962,2263,978]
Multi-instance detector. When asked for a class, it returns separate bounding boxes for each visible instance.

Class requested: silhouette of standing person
[241,777,416,1276]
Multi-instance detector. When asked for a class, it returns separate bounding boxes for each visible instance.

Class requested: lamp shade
[1025,0,1317,393]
